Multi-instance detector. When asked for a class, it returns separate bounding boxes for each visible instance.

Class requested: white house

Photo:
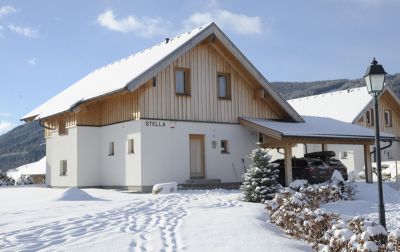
[21,23,393,191]
[288,86,400,178]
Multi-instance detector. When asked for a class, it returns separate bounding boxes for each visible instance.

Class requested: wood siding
[43,42,283,137]
[355,92,400,138]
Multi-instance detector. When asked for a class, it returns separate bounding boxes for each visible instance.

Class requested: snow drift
[54,187,103,201]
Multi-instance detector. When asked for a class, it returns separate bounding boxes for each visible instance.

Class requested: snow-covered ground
[0,187,311,252]
[322,181,400,230]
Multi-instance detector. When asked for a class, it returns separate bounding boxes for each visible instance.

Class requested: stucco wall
[77,127,101,187]
[99,120,141,187]
[140,120,258,186]
[46,127,78,187]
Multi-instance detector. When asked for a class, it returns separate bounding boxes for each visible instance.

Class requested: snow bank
[54,187,103,201]
[152,182,177,194]
[7,157,46,180]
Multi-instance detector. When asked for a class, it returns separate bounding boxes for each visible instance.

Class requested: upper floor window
[384,110,392,127]
[59,118,67,135]
[175,68,190,95]
[221,140,229,154]
[366,109,374,126]
[217,73,231,99]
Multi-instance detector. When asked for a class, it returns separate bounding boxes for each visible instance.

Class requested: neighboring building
[21,23,392,190]
[288,86,400,178]
[7,157,46,184]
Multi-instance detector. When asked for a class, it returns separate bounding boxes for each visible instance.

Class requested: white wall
[77,127,101,187]
[46,127,78,187]
[99,120,141,187]
[140,120,258,185]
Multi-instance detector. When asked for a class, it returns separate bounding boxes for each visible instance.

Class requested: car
[271,157,331,185]
[304,151,348,181]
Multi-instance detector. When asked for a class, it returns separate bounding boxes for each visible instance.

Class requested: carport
[239,116,395,186]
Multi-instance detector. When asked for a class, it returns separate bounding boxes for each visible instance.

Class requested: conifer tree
[241,148,280,202]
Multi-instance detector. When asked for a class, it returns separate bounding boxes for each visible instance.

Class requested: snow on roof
[241,116,394,139]
[288,87,372,123]
[7,157,46,180]
[22,23,213,120]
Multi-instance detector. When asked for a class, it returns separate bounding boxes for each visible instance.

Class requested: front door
[189,134,205,179]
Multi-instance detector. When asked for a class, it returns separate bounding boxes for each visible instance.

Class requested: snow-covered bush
[0,174,15,186]
[16,175,34,185]
[152,182,178,194]
[266,180,359,251]
[241,148,280,202]
[387,229,400,251]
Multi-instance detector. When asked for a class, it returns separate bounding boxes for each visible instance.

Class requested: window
[217,73,231,99]
[258,133,264,144]
[342,152,348,159]
[175,68,190,95]
[60,160,67,176]
[59,118,67,135]
[384,110,392,127]
[108,142,115,156]
[128,139,134,154]
[221,140,229,154]
[366,109,374,126]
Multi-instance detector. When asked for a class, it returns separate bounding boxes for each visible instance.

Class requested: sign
[145,121,166,127]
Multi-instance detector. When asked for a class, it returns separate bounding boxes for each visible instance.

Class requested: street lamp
[364,57,387,229]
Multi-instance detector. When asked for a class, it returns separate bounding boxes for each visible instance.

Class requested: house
[7,157,46,184]
[21,23,394,191]
[288,86,400,178]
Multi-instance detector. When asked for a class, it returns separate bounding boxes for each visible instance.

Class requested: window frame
[217,72,231,99]
[60,160,67,176]
[108,141,115,156]
[128,139,135,154]
[384,109,392,127]
[220,140,229,154]
[366,109,374,126]
[58,118,67,135]
[174,67,191,96]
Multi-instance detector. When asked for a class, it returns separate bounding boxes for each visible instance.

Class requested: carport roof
[239,116,395,142]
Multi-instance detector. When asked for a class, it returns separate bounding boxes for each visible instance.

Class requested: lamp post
[364,57,387,229]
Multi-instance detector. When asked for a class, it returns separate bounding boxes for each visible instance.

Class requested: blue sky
[0,0,399,134]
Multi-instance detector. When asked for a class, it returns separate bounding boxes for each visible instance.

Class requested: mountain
[271,73,400,100]
[0,121,45,173]
[0,73,399,172]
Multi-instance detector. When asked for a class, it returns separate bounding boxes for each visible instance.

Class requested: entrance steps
[179,179,241,190]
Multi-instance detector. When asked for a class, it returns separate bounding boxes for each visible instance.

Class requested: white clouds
[27,58,37,65]
[0,121,13,135]
[0,112,11,117]
[8,24,38,38]
[97,10,171,37]
[184,9,264,35]
[0,5,17,19]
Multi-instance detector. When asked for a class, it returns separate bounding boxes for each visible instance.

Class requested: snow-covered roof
[22,22,303,122]
[7,157,46,180]
[240,116,394,140]
[288,87,372,123]
[22,23,212,120]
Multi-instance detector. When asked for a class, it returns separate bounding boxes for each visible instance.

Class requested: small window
[175,68,190,95]
[221,140,229,154]
[60,160,67,176]
[342,152,348,159]
[128,139,134,154]
[366,109,374,126]
[108,142,115,156]
[384,110,392,127]
[217,73,231,99]
[258,133,264,144]
[59,118,67,135]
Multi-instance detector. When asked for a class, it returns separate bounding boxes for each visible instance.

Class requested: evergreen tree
[241,147,280,202]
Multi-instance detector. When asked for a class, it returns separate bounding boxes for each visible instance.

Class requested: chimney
[165,38,170,43]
